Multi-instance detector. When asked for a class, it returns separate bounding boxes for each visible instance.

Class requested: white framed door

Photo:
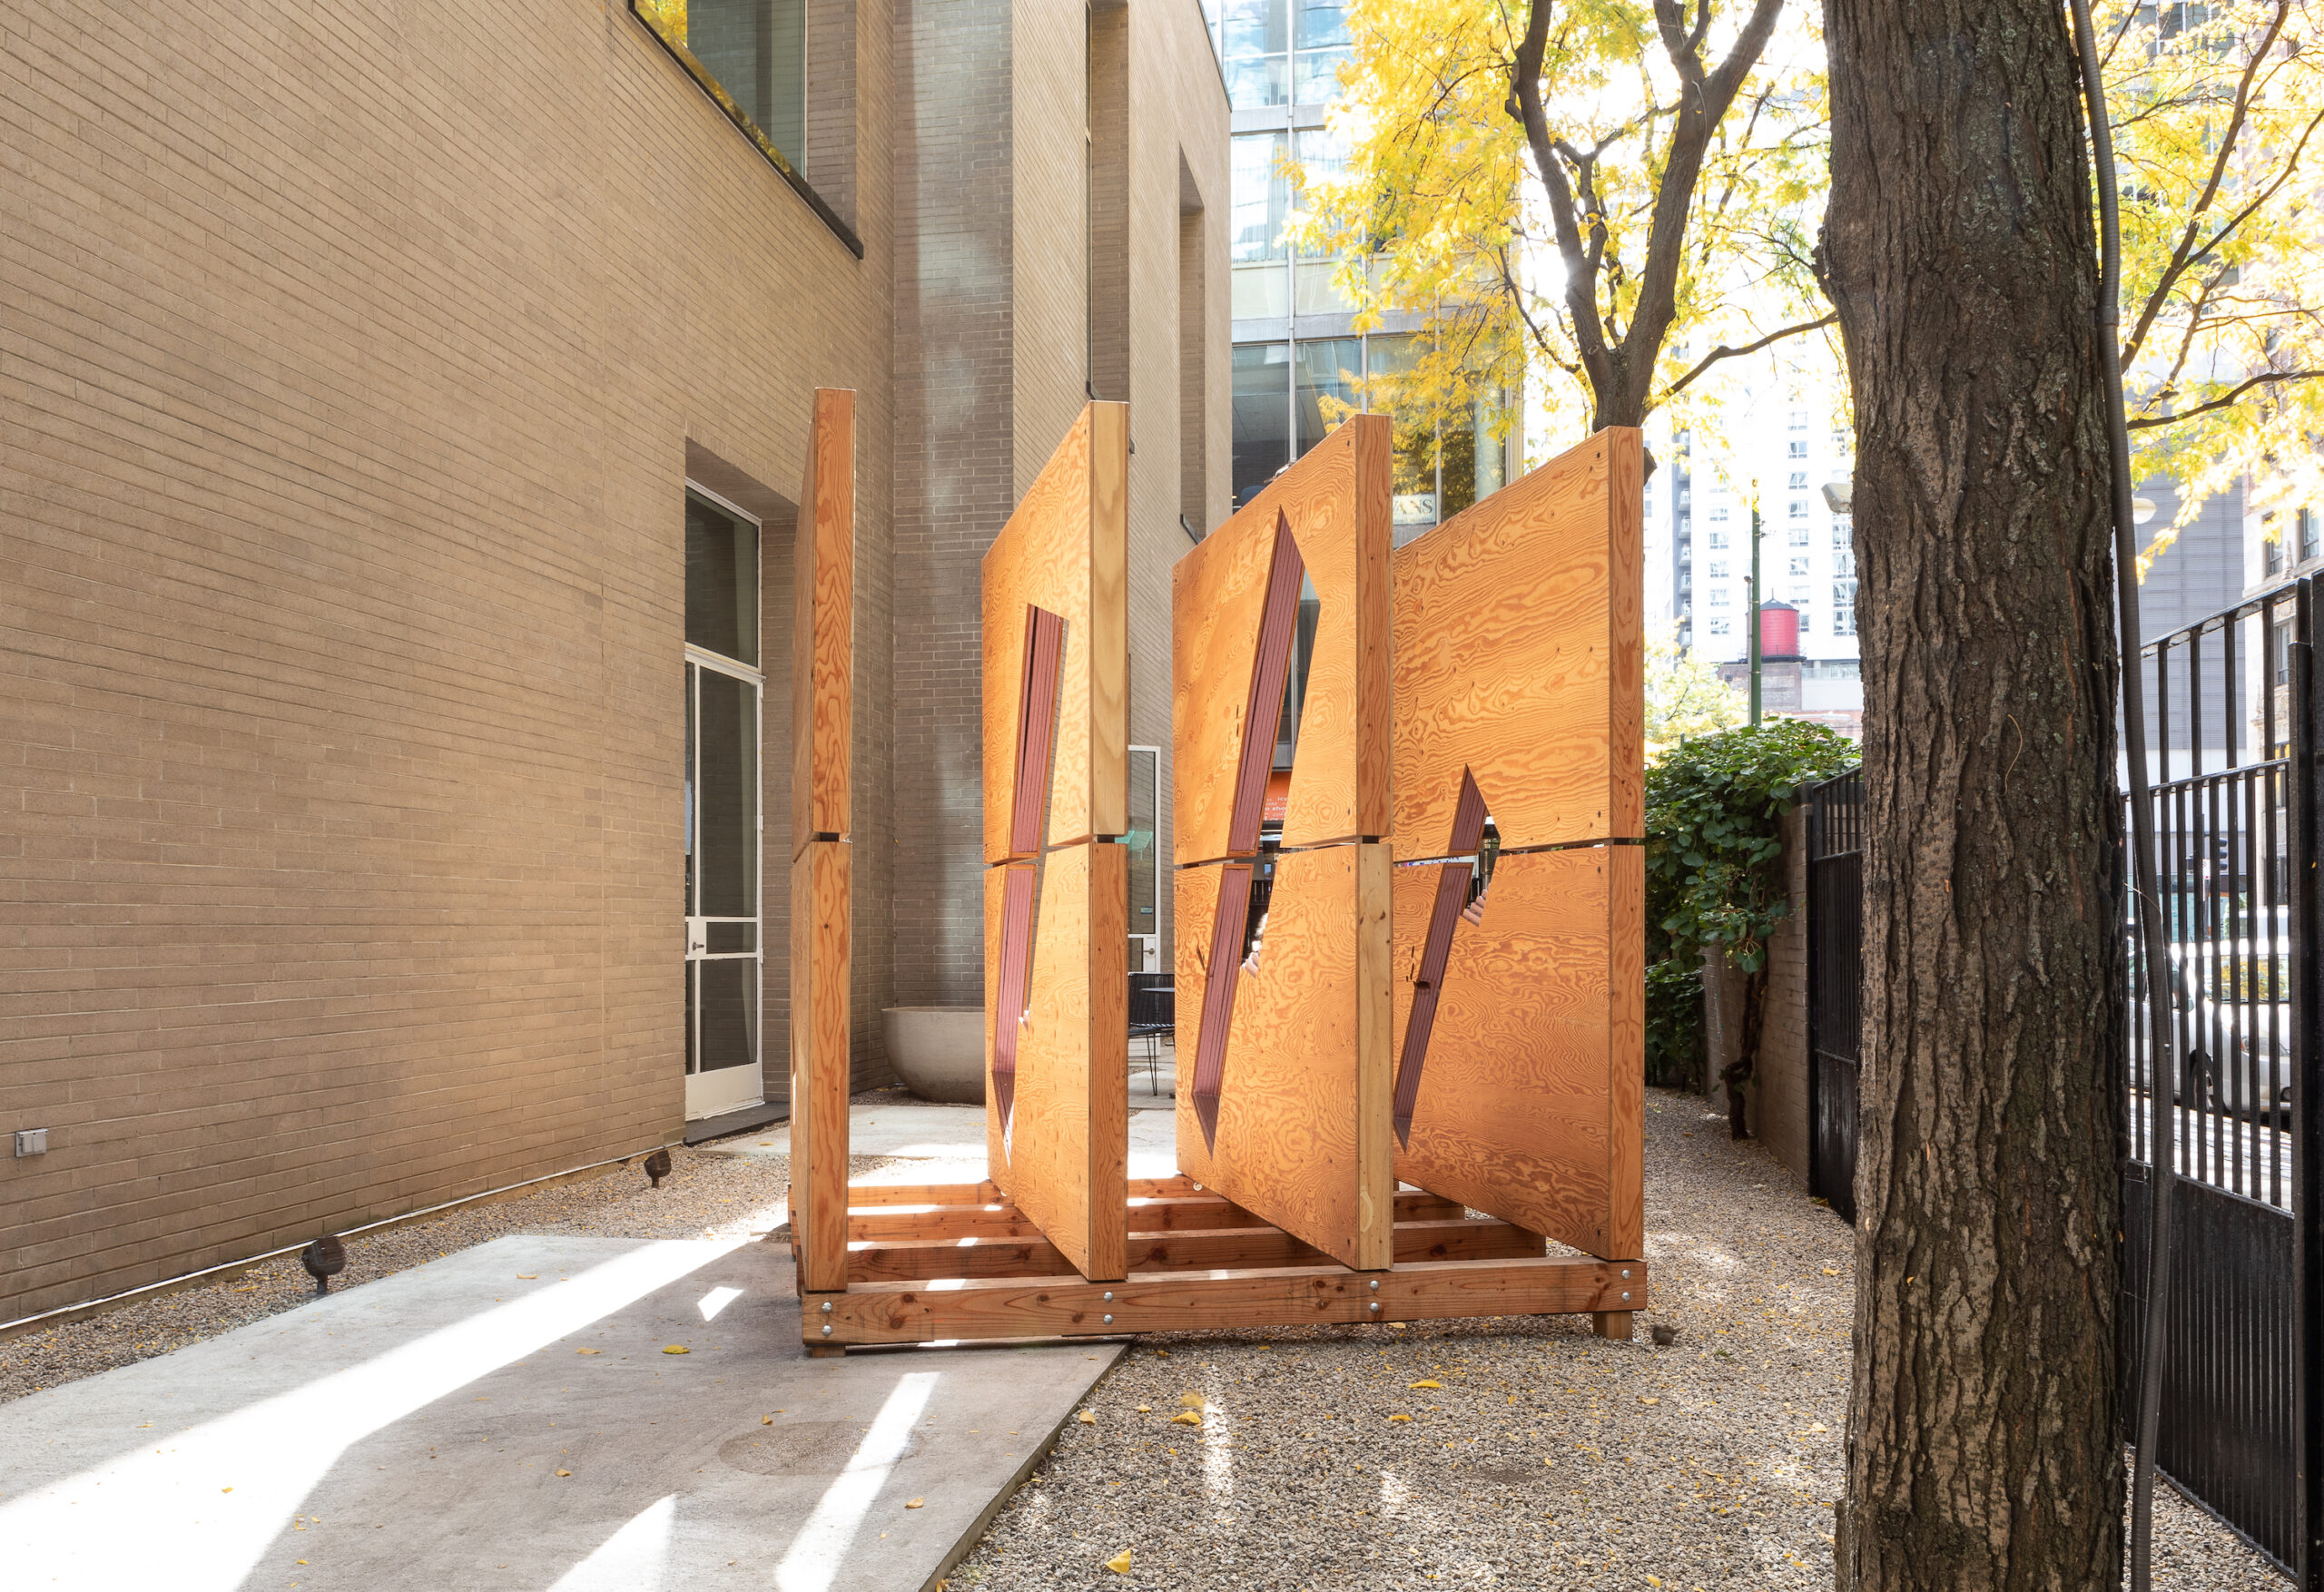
[684,486,765,1120]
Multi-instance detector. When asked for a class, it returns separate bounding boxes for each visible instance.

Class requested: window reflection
[1294,338,1362,457]
[1233,342,1293,506]
[634,0,806,170]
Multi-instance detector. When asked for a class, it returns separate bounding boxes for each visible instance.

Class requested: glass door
[684,488,763,1119]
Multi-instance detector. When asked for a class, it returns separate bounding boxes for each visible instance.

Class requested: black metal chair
[1128,973,1176,1094]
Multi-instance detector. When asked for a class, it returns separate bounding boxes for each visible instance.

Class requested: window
[1293,338,1362,457]
[1789,524,1810,546]
[1232,342,1292,506]
[1709,505,1730,522]
[1789,556,1809,576]
[1219,0,1289,106]
[1797,610,1812,634]
[1230,132,1293,318]
[1709,617,1732,636]
[1832,520,1852,548]
[1787,471,1807,490]
[1709,561,1729,580]
[1833,580,1858,634]
[1292,0,1350,104]
[1708,530,1728,550]
[1788,440,1807,458]
[2303,506,2320,564]
[1291,126,1354,315]
[1709,586,1731,607]
[635,0,806,172]
[2267,516,2285,574]
[1835,550,1856,577]
[1365,332,1508,535]
[1788,409,1808,430]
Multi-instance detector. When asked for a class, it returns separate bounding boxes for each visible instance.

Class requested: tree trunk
[1722,963,1767,1141]
[1821,2,2127,1588]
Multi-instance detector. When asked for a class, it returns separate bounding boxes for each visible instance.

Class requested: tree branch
[1657,313,1839,404]
[1508,0,1617,400]
[2119,0,2293,366]
[2124,369,2321,431]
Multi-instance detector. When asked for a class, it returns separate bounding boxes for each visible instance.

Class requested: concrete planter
[881,1007,986,1105]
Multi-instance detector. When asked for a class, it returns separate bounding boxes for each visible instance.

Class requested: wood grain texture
[1389,846,1645,1261]
[1390,426,1644,855]
[981,403,1130,860]
[821,1254,1649,1344]
[981,842,1128,1280]
[788,839,851,1291]
[846,1187,1467,1244]
[845,1218,1544,1282]
[1174,845,1393,1271]
[1172,415,1392,863]
[791,388,853,859]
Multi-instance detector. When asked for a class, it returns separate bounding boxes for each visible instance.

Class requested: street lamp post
[1748,492,1763,727]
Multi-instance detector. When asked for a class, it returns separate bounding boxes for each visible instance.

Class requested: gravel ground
[0,1131,887,1407]
[947,1090,2282,1590]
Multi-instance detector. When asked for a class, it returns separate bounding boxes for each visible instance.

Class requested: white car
[2130,933,2291,1123]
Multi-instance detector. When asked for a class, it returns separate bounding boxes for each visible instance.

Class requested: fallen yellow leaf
[905,1498,925,1508]
[763,1415,774,1425]
[1135,1404,1153,1413]
[1105,1550,1133,1573]
[1640,1396,1660,1405]
[1154,1349,1170,1357]
[1077,1410,1098,1425]
[517,1274,537,1280]
[556,1469,571,1477]
[1648,1578,1664,1587]
[222,1488,232,1494]
[1408,1380,1442,1390]
[1824,1267,1839,1275]
[576,1348,601,1355]
[1388,1413,1412,1422]
[232,1286,256,1293]
[663,1345,690,1355]
[1810,1422,1828,1433]
[1169,1410,1202,1427]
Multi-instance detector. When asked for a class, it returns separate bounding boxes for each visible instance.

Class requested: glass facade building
[1207,0,1512,536]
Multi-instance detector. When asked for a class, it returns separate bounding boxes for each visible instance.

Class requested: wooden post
[791,388,853,1326]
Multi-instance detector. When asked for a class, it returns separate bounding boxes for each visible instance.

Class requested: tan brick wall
[0,0,899,1319]
[1702,806,1811,1188]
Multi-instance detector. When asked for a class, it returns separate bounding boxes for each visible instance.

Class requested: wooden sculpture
[793,415,1649,1351]
[979,402,1131,1282]
[788,388,854,1312]
[1387,428,1647,1321]
[1170,416,1393,1272]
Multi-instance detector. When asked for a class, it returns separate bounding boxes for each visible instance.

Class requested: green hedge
[1643,720,1856,1094]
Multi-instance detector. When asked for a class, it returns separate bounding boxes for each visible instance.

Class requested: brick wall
[0,0,899,1319]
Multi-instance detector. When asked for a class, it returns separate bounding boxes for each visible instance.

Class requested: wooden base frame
[795,1176,1648,1350]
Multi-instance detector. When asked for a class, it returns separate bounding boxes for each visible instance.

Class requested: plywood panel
[846,1218,1543,1282]
[981,842,1128,1280]
[1172,415,1392,864]
[981,403,1130,861]
[1390,427,1644,855]
[792,388,854,859]
[1389,847,1644,1260]
[1173,845,1393,1270]
[789,839,852,1292]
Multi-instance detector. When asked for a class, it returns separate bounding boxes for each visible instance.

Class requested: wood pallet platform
[794,1176,1647,1351]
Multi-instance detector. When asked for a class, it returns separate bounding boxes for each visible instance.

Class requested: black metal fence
[1805,770,1862,1223]
[2120,578,2320,1581]
[1799,577,2324,1583]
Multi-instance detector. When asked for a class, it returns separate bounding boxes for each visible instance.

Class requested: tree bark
[1821,2,2126,1588]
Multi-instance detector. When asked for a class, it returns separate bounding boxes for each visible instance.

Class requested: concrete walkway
[721,1095,1179,1187]
[0,1208,1120,1590]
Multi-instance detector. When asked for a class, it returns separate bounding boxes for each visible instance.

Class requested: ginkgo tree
[2103,0,2324,555]
[1297,0,1830,467]
[1304,0,2321,533]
